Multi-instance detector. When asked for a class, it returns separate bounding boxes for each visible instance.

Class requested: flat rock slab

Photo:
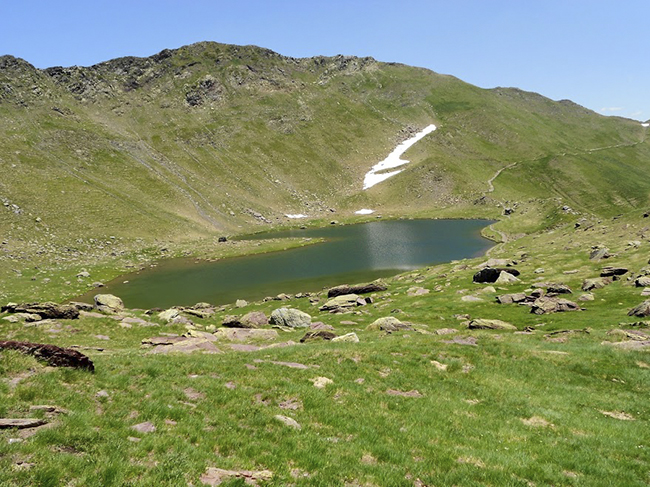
[386,389,424,398]
[468,319,517,330]
[131,421,156,433]
[213,328,279,342]
[147,338,222,355]
[229,344,261,352]
[327,281,386,298]
[0,418,47,429]
[200,467,273,486]
[442,336,478,346]
[0,340,94,371]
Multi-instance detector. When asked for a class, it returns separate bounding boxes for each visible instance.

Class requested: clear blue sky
[2,0,648,121]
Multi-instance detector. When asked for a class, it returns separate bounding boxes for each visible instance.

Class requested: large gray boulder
[94,294,124,314]
[269,308,311,328]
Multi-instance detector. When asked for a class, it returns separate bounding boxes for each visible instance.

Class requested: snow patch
[285,214,308,219]
[363,124,437,190]
[642,123,649,128]
[355,209,374,215]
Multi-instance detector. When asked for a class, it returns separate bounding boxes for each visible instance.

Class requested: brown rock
[0,341,94,371]
[327,281,387,298]
[531,297,580,315]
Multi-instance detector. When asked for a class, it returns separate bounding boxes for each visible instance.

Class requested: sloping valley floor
[1,211,649,486]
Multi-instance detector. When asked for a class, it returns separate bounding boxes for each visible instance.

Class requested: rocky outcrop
[601,266,628,278]
[0,341,94,371]
[3,302,79,320]
[531,297,580,314]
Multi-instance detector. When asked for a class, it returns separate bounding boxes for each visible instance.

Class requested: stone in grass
[496,293,527,304]
[213,328,278,342]
[628,300,650,317]
[93,294,124,314]
[366,316,412,332]
[200,467,273,486]
[235,299,248,308]
[300,330,337,342]
[473,267,520,283]
[274,414,301,430]
[578,293,595,302]
[131,421,156,433]
[311,377,333,388]
[331,332,359,343]
[461,295,484,303]
[386,389,424,398]
[582,277,611,291]
[407,286,430,296]
[531,297,580,315]
[468,319,517,330]
[269,308,311,328]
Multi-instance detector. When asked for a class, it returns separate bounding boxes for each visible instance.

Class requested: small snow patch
[642,123,649,128]
[363,124,437,190]
[355,209,374,215]
[285,214,308,219]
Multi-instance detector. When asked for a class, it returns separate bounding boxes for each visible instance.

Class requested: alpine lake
[78,219,495,309]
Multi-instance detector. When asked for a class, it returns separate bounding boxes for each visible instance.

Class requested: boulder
[319,294,363,311]
[473,267,520,283]
[235,299,248,308]
[158,308,180,323]
[331,332,360,343]
[240,311,268,328]
[269,308,311,328]
[544,284,572,294]
[468,319,517,330]
[93,294,124,314]
[635,276,650,288]
[495,271,521,284]
[496,293,527,304]
[366,316,412,332]
[531,297,580,315]
[300,330,337,342]
[327,280,387,298]
[579,293,595,301]
[628,300,650,317]
[601,266,628,278]
[589,247,610,261]
[582,278,611,291]
[10,302,79,320]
